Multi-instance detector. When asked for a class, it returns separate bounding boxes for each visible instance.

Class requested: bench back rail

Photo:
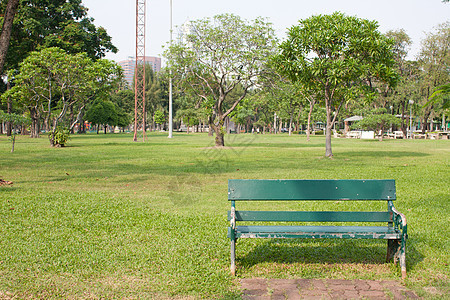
[228,179,396,201]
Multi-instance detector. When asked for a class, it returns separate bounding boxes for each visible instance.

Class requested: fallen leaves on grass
[0,179,13,186]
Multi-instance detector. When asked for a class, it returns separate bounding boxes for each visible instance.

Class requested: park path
[241,278,420,299]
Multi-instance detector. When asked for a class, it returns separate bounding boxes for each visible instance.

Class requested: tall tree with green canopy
[0,0,19,75]
[165,13,277,147]
[3,47,122,145]
[0,0,117,136]
[68,58,123,133]
[0,0,117,73]
[5,47,93,144]
[417,22,449,132]
[276,12,397,157]
[382,29,417,137]
[85,99,118,134]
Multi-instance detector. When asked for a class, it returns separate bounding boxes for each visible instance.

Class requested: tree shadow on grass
[240,142,324,149]
[337,151,430,158]
[0,186,18,192]
[238,238,424,271]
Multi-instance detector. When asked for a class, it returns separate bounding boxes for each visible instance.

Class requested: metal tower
[133,0,146,142]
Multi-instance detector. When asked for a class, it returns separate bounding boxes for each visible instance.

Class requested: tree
[85,99,118,134]
[68,58,123,133]
[0,0,19,75]
[1,0,117,73]
[276,12,397,157]
[261,70,304,136]
[417,22,449,132]
[352,108,401,141]
[381,29,417,137]
[230,97,255,133]
[8,47,92,144]
[154,110,166,130]
[116,107,131,132]
[3,47,122,144]
[110,89,134,132]
[165,14,277,147]
[0,110,29,152]
[428,83,450,109]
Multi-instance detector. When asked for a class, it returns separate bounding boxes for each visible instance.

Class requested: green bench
[227,179,408,278]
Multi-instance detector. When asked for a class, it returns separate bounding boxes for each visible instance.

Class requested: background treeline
[0,2,448,149]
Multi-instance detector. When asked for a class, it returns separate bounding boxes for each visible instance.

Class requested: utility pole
[168,0,173,138]
[134,0,146,142]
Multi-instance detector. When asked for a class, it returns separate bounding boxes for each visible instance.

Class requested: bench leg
[386,239,400,264]
[400,238,407,279]
[387,239,407,279]
[230,239,236,276]
[400,249,407,279]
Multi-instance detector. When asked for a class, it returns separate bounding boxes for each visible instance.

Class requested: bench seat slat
[228,179,396,201]
[228,211,391,222]
[230,226,400,239]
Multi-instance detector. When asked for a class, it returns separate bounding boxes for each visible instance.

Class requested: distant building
[117,56,161,88]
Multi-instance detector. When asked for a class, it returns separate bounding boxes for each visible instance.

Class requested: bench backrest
[228,179,396,223]
[228,179,396,201]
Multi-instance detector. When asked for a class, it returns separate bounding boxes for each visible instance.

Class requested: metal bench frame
[227,179,408,278]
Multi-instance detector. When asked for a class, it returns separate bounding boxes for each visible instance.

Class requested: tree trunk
[69,105,75,134]
[6,81,12,136]
[306,100,314,142]
[212,121,225,147]
[421,108,432,134]
[443,114,446,132]
[295,107,302,132]
[214,127,224,147]
[29,107,40,138]
[400,101,407,138]
[21,124,27,135]
[344,121,350,135]
[77,109,86,134]
[325,106,333,158]
[288,110,294,136]
[208,117,214,136]
[0,0,20,75]
[10,133,15,153]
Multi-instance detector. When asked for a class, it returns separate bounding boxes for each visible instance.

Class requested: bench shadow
[238,239,424,270]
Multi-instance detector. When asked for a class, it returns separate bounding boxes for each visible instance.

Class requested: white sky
[81,0,449,63]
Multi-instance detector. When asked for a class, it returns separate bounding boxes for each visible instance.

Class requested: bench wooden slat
[227,211,392,222]
[228,179,396,201]
[229,225,401,239]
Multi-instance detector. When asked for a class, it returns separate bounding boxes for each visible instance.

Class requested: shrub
[49,127,70,147]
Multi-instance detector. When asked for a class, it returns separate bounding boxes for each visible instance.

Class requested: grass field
[0,132,449,299]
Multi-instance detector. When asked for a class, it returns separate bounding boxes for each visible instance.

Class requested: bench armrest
[229,207,236,241]
[390,202,408,239]
[230,207,236,229]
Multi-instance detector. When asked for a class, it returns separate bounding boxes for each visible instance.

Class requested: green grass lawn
[0,132,449,299]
